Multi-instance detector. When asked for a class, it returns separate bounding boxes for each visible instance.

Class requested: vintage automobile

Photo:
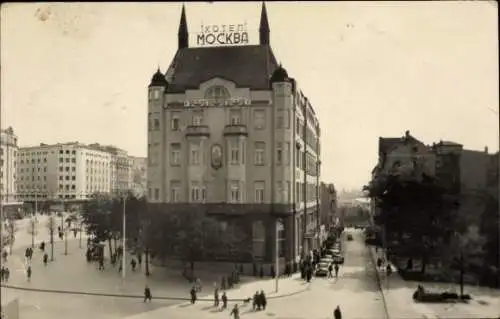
[315,262,330,277]
[347,234,354,241]
[333,254,345,264]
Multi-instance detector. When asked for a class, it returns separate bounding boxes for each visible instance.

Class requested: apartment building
[88,144,132,196]
[17,142,112,203]
[0,127,19,207]
[146,3,321,263]
[130,156,147,198]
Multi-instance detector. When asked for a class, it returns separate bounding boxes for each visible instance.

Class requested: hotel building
[147,3,321,264]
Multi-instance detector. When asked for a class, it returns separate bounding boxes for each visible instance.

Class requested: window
[284,142,290,165]
[253,110,265,129]
[296,181,300,202]
[230,140,240,165]
[192,111,203,126]
[276,142,283,165]
[171,113,180,131]
[154,188,160,200]
[255,142,265,165]
[170,143,181,166]
[153,119,160,130]
[284,181,291,203]
[252,221,266,260]
[276,181,283,202]
[277,110,289,129]
[205,85,230,100]
[189,142,200,165]
[190,181,206,202]
[153,90,160,100]
[229,109,242,125]
[170,180,180,203]
[254,181,265,203]
[229,181,240,203]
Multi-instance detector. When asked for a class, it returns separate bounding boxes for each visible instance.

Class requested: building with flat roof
[1,127,20,211]
[147,3,321,264]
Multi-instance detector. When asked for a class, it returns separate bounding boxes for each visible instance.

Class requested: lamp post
[121,193,127,279]
[275,218,283,293]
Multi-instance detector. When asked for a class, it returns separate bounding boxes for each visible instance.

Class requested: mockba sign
[196,22,249,46]
[184,97,251,107]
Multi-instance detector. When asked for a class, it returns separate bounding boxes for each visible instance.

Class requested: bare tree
[46,215,57,261]
[27,217,38,249]
[5,219,18,255]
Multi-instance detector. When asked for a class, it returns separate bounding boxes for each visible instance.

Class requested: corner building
[147,4,321,265]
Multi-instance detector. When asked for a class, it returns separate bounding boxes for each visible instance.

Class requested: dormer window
[205,85,230,101]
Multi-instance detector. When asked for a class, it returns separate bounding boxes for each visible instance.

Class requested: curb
[368,246,391,319]
[0,278,308,302]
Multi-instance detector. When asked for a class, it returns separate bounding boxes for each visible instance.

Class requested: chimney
[484,146,488,154]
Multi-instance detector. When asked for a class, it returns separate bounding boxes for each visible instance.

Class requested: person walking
[144,285,152,302]
[26,265,32,282]
[213,287,220,307]
[230,304,240,319]
[131,259,137,271]
[259,290,267,310]
[43,253,48,266]
[334,263,339,278]
[253,291,260,311]
[221,291,228,309]
[190,286,197,304]
[334,305,342,319]
[328,263,333,278]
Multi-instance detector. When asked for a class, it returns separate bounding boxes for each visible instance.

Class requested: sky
[1,1,498,191]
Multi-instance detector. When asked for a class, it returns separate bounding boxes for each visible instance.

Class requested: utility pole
[122,194,126,279]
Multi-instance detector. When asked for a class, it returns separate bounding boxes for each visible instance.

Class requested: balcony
[185,125,210,137]
[223,124,248,137]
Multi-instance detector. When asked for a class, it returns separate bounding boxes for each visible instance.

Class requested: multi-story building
[1,127,19,209]
[319,182,338,228]
[17,142,112,207]
[88,144,132,196]
[147,3,321,263]
[130,156,147,198]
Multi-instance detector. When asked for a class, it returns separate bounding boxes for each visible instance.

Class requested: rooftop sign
[196,22,249,46]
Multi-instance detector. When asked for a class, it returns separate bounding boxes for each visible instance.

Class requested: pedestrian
[334,263,339,278]
[306,266,312,283]
[190,286,197,304]
[40,241,45,252]
[73,229,77,238]
[214,287,219,307]
[4,267,9,282]
[26,266,32,281]
[259,290,267,310]
[118,262,123,273]
[98,258,104,271]
[334,305,342,319]
[131,259,137,271]
[221,292,228,309]
[328,263,333,278]
[43,253,48,266]
[137,253,142,266]
[2,250,8,262]
[221,276,227,290]
[230,304,240,319]
[377,257,383,269]
[252,263,257,277]
[270,265,275,278]
[144,285,152,302]
[253,291,260,311]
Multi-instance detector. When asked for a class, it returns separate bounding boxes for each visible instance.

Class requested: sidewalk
[369,247,500,319]
[123,274,309,319]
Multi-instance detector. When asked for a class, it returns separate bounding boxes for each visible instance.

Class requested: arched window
[205,85,230,101]
[252,221,266,260]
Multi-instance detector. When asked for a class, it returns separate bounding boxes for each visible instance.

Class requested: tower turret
[178,4,189,49]
[259,2,270,45]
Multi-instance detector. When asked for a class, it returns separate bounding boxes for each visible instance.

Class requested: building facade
[319,182,338,228]
[0,127,19,206]
[147,3,321,264]
[89,144,132,196]
[17,142,112,206]
[130,156,147,198]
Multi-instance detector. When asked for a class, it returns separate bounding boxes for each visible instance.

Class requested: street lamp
[275,218,283,293]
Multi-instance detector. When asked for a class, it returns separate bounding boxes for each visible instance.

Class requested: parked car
[333,254,345,264]
[347,234,353,241]
[329,248,341,255]
[321,257,334,265]
[315,262,330,276]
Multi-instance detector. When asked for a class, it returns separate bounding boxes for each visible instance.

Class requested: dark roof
[378,133,425,155]
[271,65,289,83]
[149,69,168,87]
[165,45,278,93]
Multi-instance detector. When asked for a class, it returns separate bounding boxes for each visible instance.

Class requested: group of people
[251,290,267,311]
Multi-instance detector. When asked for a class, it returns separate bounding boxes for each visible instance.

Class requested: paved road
[131,228,388,319]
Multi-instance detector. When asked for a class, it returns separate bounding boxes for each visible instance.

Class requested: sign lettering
[184,97,251,107]
[196,22,249,46]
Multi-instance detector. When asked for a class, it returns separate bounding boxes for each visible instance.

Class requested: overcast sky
[1,1,498,190]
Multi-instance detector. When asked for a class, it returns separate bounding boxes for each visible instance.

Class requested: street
[124,228,388,319]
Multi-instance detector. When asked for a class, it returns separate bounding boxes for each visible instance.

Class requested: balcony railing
[185,125,210,137]
[223,124,248,137]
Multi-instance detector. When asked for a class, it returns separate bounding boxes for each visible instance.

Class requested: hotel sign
[196,23,249,46]
[184,98,251,107]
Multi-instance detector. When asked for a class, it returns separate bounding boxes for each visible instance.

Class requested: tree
[27,217,38,249]
[46,215,57,261]
[367,165,457,274]
[81,192,115,258]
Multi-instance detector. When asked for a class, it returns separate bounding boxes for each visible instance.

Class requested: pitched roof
[378,133,425,155]
[165,45,278,93]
